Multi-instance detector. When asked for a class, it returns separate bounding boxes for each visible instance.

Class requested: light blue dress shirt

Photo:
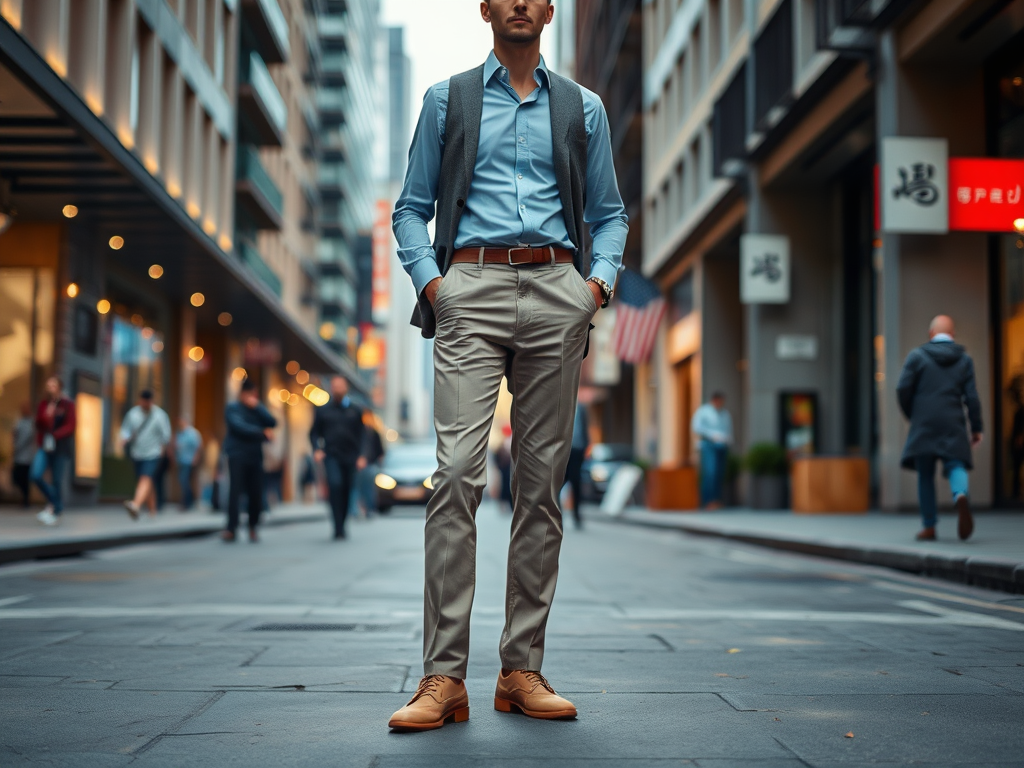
[393,51,628,297]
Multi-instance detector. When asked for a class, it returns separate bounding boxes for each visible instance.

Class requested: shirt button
[517,174,523,179]
[520,204,525,210]
[519,136,525,143]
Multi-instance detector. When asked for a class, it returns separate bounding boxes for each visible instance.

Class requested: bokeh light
[109,236,124,250]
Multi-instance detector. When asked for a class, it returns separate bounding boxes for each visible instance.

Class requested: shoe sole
[956,495,974,541]
[123,501,139,520]
[494,697,577,719]
[388,706,469,731]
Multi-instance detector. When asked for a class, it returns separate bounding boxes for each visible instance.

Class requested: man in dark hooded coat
[896,315,983,541]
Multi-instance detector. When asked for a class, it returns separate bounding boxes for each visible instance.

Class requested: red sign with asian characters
[948,158,1024,232]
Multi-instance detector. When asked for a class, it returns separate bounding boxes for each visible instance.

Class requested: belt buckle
[508,247,534,266]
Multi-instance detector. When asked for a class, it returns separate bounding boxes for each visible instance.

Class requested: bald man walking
[896,315,983,541]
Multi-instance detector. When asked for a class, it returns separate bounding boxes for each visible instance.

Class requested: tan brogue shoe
[388,675,469,731]
[494,669,577,720]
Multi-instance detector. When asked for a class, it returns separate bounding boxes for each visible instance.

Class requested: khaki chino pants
[424,259,596,679]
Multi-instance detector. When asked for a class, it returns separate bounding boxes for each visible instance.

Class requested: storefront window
[0,268,54,497]
[105,309,166,457]
[991,45,1024,502]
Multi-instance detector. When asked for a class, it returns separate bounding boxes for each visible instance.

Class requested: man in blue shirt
[174,418,203,511]
[389,0,627,732]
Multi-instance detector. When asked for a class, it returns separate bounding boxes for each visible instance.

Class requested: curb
[614,514,1024,594]
[0,510,328,565]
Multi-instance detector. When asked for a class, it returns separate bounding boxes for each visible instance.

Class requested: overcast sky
[380,1,559,139]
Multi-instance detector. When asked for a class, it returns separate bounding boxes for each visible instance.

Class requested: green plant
[745,442,788,477]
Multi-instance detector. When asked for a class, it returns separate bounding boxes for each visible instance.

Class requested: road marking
[0,603,1020,631]
[0,595,30,607]
[872,580,1024,615]
[620,608,1024,631]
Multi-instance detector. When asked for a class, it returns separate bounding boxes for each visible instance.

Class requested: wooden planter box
[646,466,699,511]
[790,457,869,514]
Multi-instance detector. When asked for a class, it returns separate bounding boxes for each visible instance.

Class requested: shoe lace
[521,670,556,694]
[409,674,447,703]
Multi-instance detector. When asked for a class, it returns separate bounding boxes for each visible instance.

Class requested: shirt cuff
[588,260,621,293]
[410,258,442,297]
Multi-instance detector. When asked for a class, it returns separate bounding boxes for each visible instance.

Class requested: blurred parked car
[581,443,636,502]
[375,442,437,512]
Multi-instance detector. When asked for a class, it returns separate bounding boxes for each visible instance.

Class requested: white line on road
[0,603,1020,630]
[0,595,30,607]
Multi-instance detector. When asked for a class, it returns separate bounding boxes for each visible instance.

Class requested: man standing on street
[32,377,76,526]
[897,315,983,542]
[309,376,366,540]
[174,417,203,511]
[120,390,172,520]
[691,392,733,510]
[388,0,627,731]
[222,379,276,543]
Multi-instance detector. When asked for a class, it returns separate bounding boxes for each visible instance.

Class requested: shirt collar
[932,333,954,343]
[483,50,550,89]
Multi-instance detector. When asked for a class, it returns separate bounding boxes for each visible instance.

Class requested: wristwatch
[587,276,614,308]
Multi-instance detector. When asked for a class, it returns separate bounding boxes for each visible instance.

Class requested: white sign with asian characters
[881,137,949,234]
[741,234,790,304]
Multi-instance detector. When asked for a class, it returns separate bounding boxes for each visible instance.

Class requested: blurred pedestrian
[153,449,170,511]
[692,391,733,510]
[32,377,76,526]
[120,390,172,520]
[174,418,203,511]
[222,379,276,543]
[358,412,385,517]
[563,402,589,529]
[897,315,983,541]
[11,401,35,507]
[309,376,366,540]
[262,426,286,509]
[494,423,513,513]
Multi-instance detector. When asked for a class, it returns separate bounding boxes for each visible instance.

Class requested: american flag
[611,269,666,364]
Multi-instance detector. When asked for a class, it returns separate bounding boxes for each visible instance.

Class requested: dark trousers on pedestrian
[914,455,968,529]
[227,457,264,533]
[178,464,195,510]
[324,455,355,538]
[699,441,728,506]
[564,447,585,528]
[30,449,68,515]
[154,455,169,510]
[12,463,31,507]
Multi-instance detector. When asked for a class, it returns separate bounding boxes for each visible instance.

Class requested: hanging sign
[741,234,790,304]
[881,137,948,234]
[948,158,1024,232]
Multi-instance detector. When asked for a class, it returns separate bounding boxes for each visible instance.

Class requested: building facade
[0,0,372,507]
[639,0,1024,508]
[574,0,645,447]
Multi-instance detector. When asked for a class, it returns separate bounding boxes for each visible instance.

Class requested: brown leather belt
[449,246,575,266]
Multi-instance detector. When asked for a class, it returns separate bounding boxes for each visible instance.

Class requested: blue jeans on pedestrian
[178,465,195,509]
[915,455,969,529]
[30,449,69,515]
[700,441,728,506]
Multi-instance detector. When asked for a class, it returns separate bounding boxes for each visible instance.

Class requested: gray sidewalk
[0,502,329,564]
[607,507,1024,593]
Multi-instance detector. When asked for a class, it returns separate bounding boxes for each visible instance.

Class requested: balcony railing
[317,238,356,278]
[235,145,283,230]
[753,0,794,130]
[239,241,283,297]
[239,50,287,145]
[712,63,747,178]
[240,0,290,64]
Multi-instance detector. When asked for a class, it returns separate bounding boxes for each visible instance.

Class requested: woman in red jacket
[31,376,76,526]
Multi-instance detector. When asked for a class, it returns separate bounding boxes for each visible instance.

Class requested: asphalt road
[1,503,1022,767]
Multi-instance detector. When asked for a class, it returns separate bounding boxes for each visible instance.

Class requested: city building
[573,0,644,446]
[0,0,367,507]
[316,0,376,365]
[639,0,1024,508]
